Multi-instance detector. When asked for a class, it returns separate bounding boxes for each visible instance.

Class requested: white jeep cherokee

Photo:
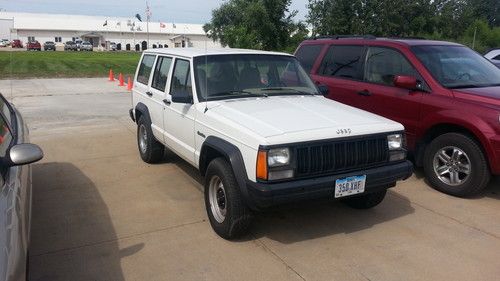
[129,48,413,239]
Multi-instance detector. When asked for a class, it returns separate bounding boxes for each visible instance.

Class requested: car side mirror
[393,75,418,91]
[317,85,329,96]
[8,143,43,166]
[171,91,193,104]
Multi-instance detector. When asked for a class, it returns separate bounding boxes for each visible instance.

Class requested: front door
[164,58,196,164]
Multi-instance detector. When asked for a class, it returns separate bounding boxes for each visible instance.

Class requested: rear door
[148,55,174,142]
[310,45,372,111]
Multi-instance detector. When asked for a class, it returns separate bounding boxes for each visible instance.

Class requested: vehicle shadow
[249,190,415,244]
[28,162,142,281]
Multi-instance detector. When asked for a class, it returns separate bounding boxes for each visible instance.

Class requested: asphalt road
[1,78,499,281]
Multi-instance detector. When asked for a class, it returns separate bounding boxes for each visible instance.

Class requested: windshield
[193,54,318,101]
[412,45,500,89]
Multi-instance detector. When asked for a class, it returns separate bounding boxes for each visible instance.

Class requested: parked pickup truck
[129,48,413,239]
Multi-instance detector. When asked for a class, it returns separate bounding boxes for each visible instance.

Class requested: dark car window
[137,54,156,85]
[319,45,365,80]
[365,47,419,86]
[0,114,12,159]
[0,96,11,125]
[493,55,500,60]
[151,56,173,92]
[170,59,192,97]
[295,45,323,74]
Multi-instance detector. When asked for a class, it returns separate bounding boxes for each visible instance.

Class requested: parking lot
[1,78,499,281]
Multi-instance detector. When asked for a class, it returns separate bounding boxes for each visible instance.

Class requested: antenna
[204,39,209,113]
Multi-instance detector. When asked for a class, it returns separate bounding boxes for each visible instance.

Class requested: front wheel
[423,133,490,197]
[342,190,387,209]
[204,158,253,239]
[137,116,164,163]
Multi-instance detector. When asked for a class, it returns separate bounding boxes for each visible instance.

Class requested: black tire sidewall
[423,133,490,197]
[137,116,163,163]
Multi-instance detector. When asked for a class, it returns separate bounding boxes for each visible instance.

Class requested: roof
[143,48,294,58]
[0,12,206,35]
[302,36,463,47]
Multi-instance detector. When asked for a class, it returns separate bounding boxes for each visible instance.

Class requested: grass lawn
[0,51,142,79]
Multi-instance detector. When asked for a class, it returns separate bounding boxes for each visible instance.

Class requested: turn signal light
[256,150,268,180]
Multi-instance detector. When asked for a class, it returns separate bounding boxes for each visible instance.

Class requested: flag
[160,22,166,28]
[103,20,108,26]
[135,14,142,22]
[146,1,152,21]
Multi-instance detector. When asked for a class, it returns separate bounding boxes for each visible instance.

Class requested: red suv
[295,36,500,197]
[11,39,23,48]
[26,41,41,51]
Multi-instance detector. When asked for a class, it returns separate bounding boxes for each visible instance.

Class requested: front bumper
[245,160,413,210]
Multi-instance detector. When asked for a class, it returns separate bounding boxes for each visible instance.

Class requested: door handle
[146,91,153,97]
[357,90,372,97]
[163,99,171,106]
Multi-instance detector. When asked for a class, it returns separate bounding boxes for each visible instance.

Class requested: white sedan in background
[484,49,500,68]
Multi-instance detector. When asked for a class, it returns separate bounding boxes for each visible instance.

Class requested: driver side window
[364,47,419,87]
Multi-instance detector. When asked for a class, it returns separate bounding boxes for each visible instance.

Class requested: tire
[423,133,490,197]
[137,115,164,163]
[342,190,387,209]
[204,158,253,239]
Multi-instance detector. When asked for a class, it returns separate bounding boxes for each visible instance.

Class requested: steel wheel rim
[209,175,227,223]
[139,124,148,154]
[433,146,471,186]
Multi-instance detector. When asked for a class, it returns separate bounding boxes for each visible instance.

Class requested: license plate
[334,175,366,198]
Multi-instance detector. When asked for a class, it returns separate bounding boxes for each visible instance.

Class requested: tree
[204,0,306,51]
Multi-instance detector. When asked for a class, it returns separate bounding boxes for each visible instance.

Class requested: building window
[55,37,62,43]
[28,36,35,42]
[174,42,181,48]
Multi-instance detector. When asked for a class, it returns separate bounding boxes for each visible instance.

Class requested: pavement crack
[251,236,307,281]
[30,219,206,258]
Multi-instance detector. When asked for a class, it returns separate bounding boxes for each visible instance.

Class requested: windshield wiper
[448,84,485,89]
[205,90,268,101]
[260,87,317,96]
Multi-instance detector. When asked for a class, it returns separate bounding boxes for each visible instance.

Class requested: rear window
[295,44,323,74]
[137,54,156,85]
[319,45,365,80]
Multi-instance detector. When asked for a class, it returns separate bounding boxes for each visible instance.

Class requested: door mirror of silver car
[8,143,43,166]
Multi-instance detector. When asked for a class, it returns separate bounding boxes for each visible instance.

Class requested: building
[0,12,221,50]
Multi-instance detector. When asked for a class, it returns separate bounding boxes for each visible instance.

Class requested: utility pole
[472,26,477,50]
[146,1,151,49]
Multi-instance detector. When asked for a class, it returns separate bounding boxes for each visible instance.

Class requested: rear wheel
[204,158,253,239]
[423,133,490,197]
[137,116,164,163]
[342,190,387,209]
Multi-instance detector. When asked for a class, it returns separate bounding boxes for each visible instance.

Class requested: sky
[0,0,309,24]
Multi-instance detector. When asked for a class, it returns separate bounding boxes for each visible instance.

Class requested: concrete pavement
[1,78,499,281]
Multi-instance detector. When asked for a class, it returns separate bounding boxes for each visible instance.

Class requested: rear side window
[170,59,192,97]
[493,55,500,60]
[295,45,323,74]
[364,47,419,86]
[0,115,12,158]
[151,56,173,91]
[137,54,156,85]
[319,45,365,80]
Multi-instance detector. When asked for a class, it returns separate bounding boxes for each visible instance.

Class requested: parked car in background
[295,36,500,197]
[484,49,500,68]
[43,41,56,51]
[26,41,41,51]
[110,42,117,51]
[130,48,412,239]
[80,41,93,51]
[74,39,82,50]
[0,93,44,281]
[64,41,76,51]
[11,39,23,48]
[0,40,8,47]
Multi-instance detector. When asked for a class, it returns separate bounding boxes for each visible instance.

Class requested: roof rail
[386,36,426,40]
[312,35,376,40]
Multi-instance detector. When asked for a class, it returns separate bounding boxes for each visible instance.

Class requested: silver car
[0,93,43,281]
[80,41,93,51]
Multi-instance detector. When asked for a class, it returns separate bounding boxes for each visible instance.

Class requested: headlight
[387,134,403,150]
[267,148,290,167]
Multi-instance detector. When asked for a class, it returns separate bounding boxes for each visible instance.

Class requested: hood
[207,96,403,143]
[453,86,500,107]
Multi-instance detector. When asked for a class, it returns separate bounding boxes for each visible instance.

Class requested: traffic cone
[118,73,125,86]
[108,69,115,81]
[127,77,133,91]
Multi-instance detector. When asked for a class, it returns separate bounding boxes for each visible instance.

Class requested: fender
[134,102,151,124]
[200,136,255,209]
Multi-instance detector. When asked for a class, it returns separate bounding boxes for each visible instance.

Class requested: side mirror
[8,143,43,166]
[317,85,329,96]
[172,91,193,104]
[393,75,418,90]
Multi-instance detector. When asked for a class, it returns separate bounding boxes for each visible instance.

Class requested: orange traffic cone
[118,73,125,86]
[108,69,115,81]
[127,77,133,91]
